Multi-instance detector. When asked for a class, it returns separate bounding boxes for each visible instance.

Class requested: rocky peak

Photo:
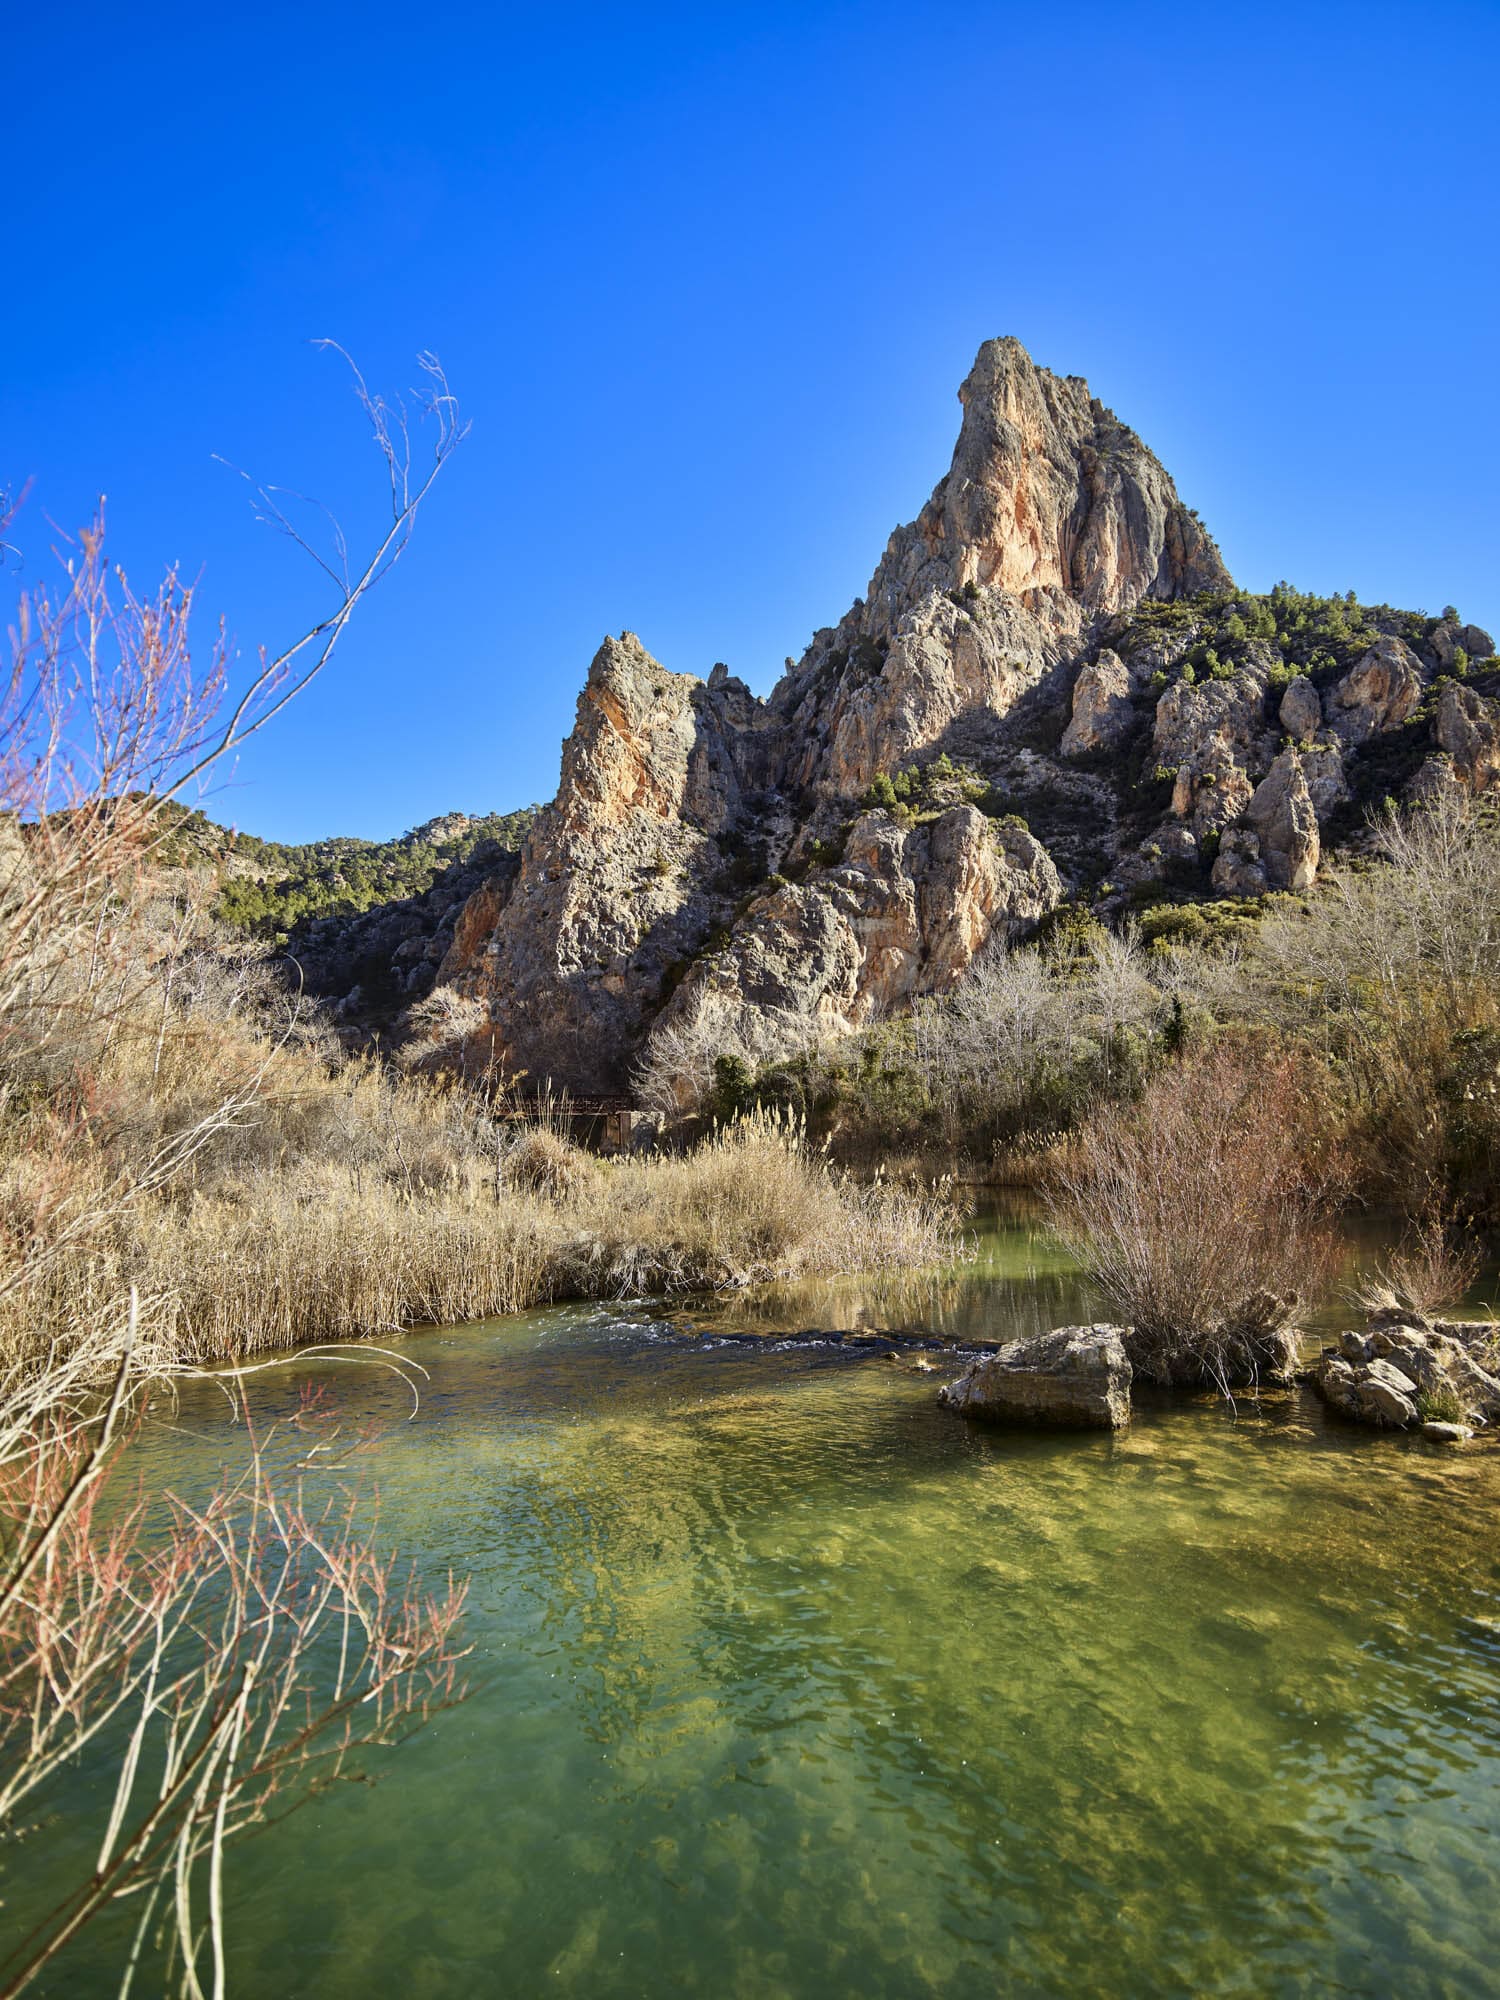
[848,335,1229,647]
[769,337,1231,795]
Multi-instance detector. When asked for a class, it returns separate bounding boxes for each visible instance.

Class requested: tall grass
[1,1057,958,1370]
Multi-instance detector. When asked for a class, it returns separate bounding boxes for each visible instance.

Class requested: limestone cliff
[433,336,1498,1095]
[441,637,779,1086]
[770,336,1229,798]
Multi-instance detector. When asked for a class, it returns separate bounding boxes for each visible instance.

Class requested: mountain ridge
[427,337,1495,1094]
[201,340,1500,1093]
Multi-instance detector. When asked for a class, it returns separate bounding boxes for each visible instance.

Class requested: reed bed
[1,1093,959,1372]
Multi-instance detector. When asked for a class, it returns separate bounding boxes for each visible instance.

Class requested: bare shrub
[910,929,1169,1146]
[633,985,824,1126]
[0,352,466,1326]
[1249,792,1500,1214]
[1049,1047,1343,1393]
[396,985,491,1077]
[912,946,1078,1138]
[0,1349,468,1995]
[1354,1208,1483,1321]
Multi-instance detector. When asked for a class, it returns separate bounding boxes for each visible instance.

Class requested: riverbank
[2,1110,957,1372]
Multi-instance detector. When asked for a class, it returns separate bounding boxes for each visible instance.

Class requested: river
[25,1208,1500,1996]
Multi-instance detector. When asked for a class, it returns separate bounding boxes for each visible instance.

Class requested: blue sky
[5,1,1497,842]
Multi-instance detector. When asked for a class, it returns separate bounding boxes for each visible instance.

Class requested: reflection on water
[671,1195,1099,1345]
[24,1210,1500,1998]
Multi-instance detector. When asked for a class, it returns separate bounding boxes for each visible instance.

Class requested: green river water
[18,1212,1500,1997]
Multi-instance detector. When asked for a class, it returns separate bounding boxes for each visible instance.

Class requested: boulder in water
[1312,1319,1500,1433]
[938,1325,1132,1430]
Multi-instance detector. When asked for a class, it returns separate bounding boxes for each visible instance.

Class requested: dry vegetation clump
[566,1113,958,1297]
[0,944,960,1369]
[503,1123,604,1200]
[395,984,493,1078]
[1048,1046,1344,1393]
[139,1174,567,1359]
[1352,1208,1484,1322]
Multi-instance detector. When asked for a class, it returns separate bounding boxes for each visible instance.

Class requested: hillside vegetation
[645,790,1500,1235]
[207,805,538,937]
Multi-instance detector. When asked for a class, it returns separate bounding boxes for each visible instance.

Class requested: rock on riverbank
[1311,1313,1500,1438]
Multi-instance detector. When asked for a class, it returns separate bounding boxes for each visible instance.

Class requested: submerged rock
[938,1324,1131,1430]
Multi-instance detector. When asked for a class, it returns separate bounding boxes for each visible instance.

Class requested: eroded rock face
[1296,741,1348,818]
[1434,682,1500,792]
[1328,636,1425,746]
[859,338,1228,635]
[1279,675,1321,740]
[1061,650,1134,757]
[781,590,1059,799]
[771,337,1227,797]
[1210,827,1267,898]
[660,808,1060,1050]
[1156,670,1274,839]
[445,635,780,1090]
[938,1324,1132,1429]
[1245,750,1320,892]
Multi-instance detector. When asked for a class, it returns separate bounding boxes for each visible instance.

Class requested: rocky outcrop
[1312,1317,1500,1433]
[443,337,1226,1088]
[1434,682,1500,793]
[854,337,1228,638]
[416,335,1494,1093]
[1429,618,1495,672]
[1278,675,1321,740]
[1294,741,1348,818]
[1061,650,1134,757]
[659,809,1060,1053]
[1209,828,1266,898]
[1246,750,1321,892]
[1156,669,1273,838]
[938,1325,1132,1429]
[443,636,780,1090]
[1327,636,1425,746]
[769,339,1227,797]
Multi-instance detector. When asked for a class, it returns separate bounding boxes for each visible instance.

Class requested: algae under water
[20,1212,1500,1996]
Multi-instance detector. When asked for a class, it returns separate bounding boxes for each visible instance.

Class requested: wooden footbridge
[494,1094,640,1153]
